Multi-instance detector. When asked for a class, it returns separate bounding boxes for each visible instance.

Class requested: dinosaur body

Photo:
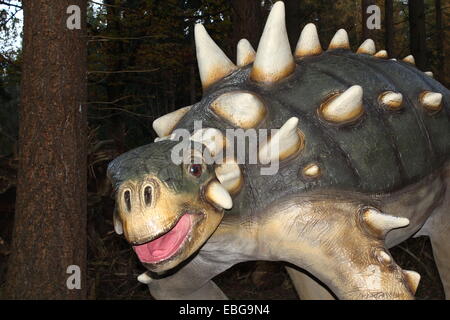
[107,2,450,299]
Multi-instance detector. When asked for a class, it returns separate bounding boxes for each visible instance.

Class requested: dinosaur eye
[189,164,203,177]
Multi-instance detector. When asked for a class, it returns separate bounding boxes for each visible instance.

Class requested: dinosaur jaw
[133,213,193,264]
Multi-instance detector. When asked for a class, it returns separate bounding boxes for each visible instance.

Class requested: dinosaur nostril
[144,186,152,206]
[124,190,131,211]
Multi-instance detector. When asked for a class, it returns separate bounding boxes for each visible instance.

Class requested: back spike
[328,29,350,50]
[403,55,415,65]
[319,85,364,124]
[250,1,295,83]
[403,270,420,294]
[153,106,191,137]
[295,23,322,58]
[195,24,237,89]
[374,50,388,58]
[357,39,376,55]
[237,39,256,67]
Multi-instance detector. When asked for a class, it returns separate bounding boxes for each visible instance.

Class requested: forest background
[0,0,448,299]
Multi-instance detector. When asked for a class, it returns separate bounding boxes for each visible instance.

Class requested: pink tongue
[133,214,191,263]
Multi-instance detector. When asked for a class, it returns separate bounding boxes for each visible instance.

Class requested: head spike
[152,106,191,137]
[295,23,322,58]
[374,50,388,58]
[195,24,237,89]
[357,39,376,55]
[250,1,295,83]
[403,55,415,65]
[403,270,420,295]
[379,91,403,110]
[328,29,350,50]
[420,91,443,112]
[361,207,410,238]
[205,180,233,209]
[258,117,304,163]
[191,128,225,157]
[237,39,256,67]
[215,159,243,194]
[319,85,364,124]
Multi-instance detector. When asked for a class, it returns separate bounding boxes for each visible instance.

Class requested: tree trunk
[385,0,394,57]
[4,0,87,299]
[285,0,301,50]
[408,0,427,70]
[231,0,264,58]
[362,0,376,40]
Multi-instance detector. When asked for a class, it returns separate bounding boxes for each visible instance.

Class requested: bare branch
[87,68,159,74]
[0,1,22,10]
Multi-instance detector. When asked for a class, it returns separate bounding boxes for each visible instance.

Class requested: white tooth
[237,39,256,67]
[191,128,225,157]
[195,24,237,89]
[137,272,153,284]
[250,1,295,83]
[379,91,403,110]
[215,159,243,194]
[320,85,364,124]
[328,29,350,50]
[420,91,443,111]
[424,71,433,78]
[152,106,191,137]
[295,23,322,57]
[403,55,415,65]
[390,58,397,61]
[374,50,388,58]
[205,180,233,210]
[357,39,376,55]
[210,91,267,129]
[258,117,303,163]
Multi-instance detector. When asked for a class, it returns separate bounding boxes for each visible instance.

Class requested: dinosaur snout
[114,177,184,245]
[119,182,154,213]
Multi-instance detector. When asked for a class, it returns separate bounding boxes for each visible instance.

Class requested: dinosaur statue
[107,2,449,300]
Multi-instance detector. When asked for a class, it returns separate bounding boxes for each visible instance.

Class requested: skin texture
[107,42,450,299]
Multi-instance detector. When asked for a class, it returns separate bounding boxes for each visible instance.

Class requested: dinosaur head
[107,140,235,272]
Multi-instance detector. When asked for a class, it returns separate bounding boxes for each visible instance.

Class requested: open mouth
[133,214,192,264]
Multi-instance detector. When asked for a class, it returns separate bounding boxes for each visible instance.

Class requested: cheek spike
[205,180,233,210]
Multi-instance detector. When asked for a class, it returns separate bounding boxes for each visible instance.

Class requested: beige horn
[319,85,364,124]
[237,39,256,67]
[295,23,322,58]
[250,1,295,83]
[205,180,233,210]
[152,106,191,137]
[195,24,237,89]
